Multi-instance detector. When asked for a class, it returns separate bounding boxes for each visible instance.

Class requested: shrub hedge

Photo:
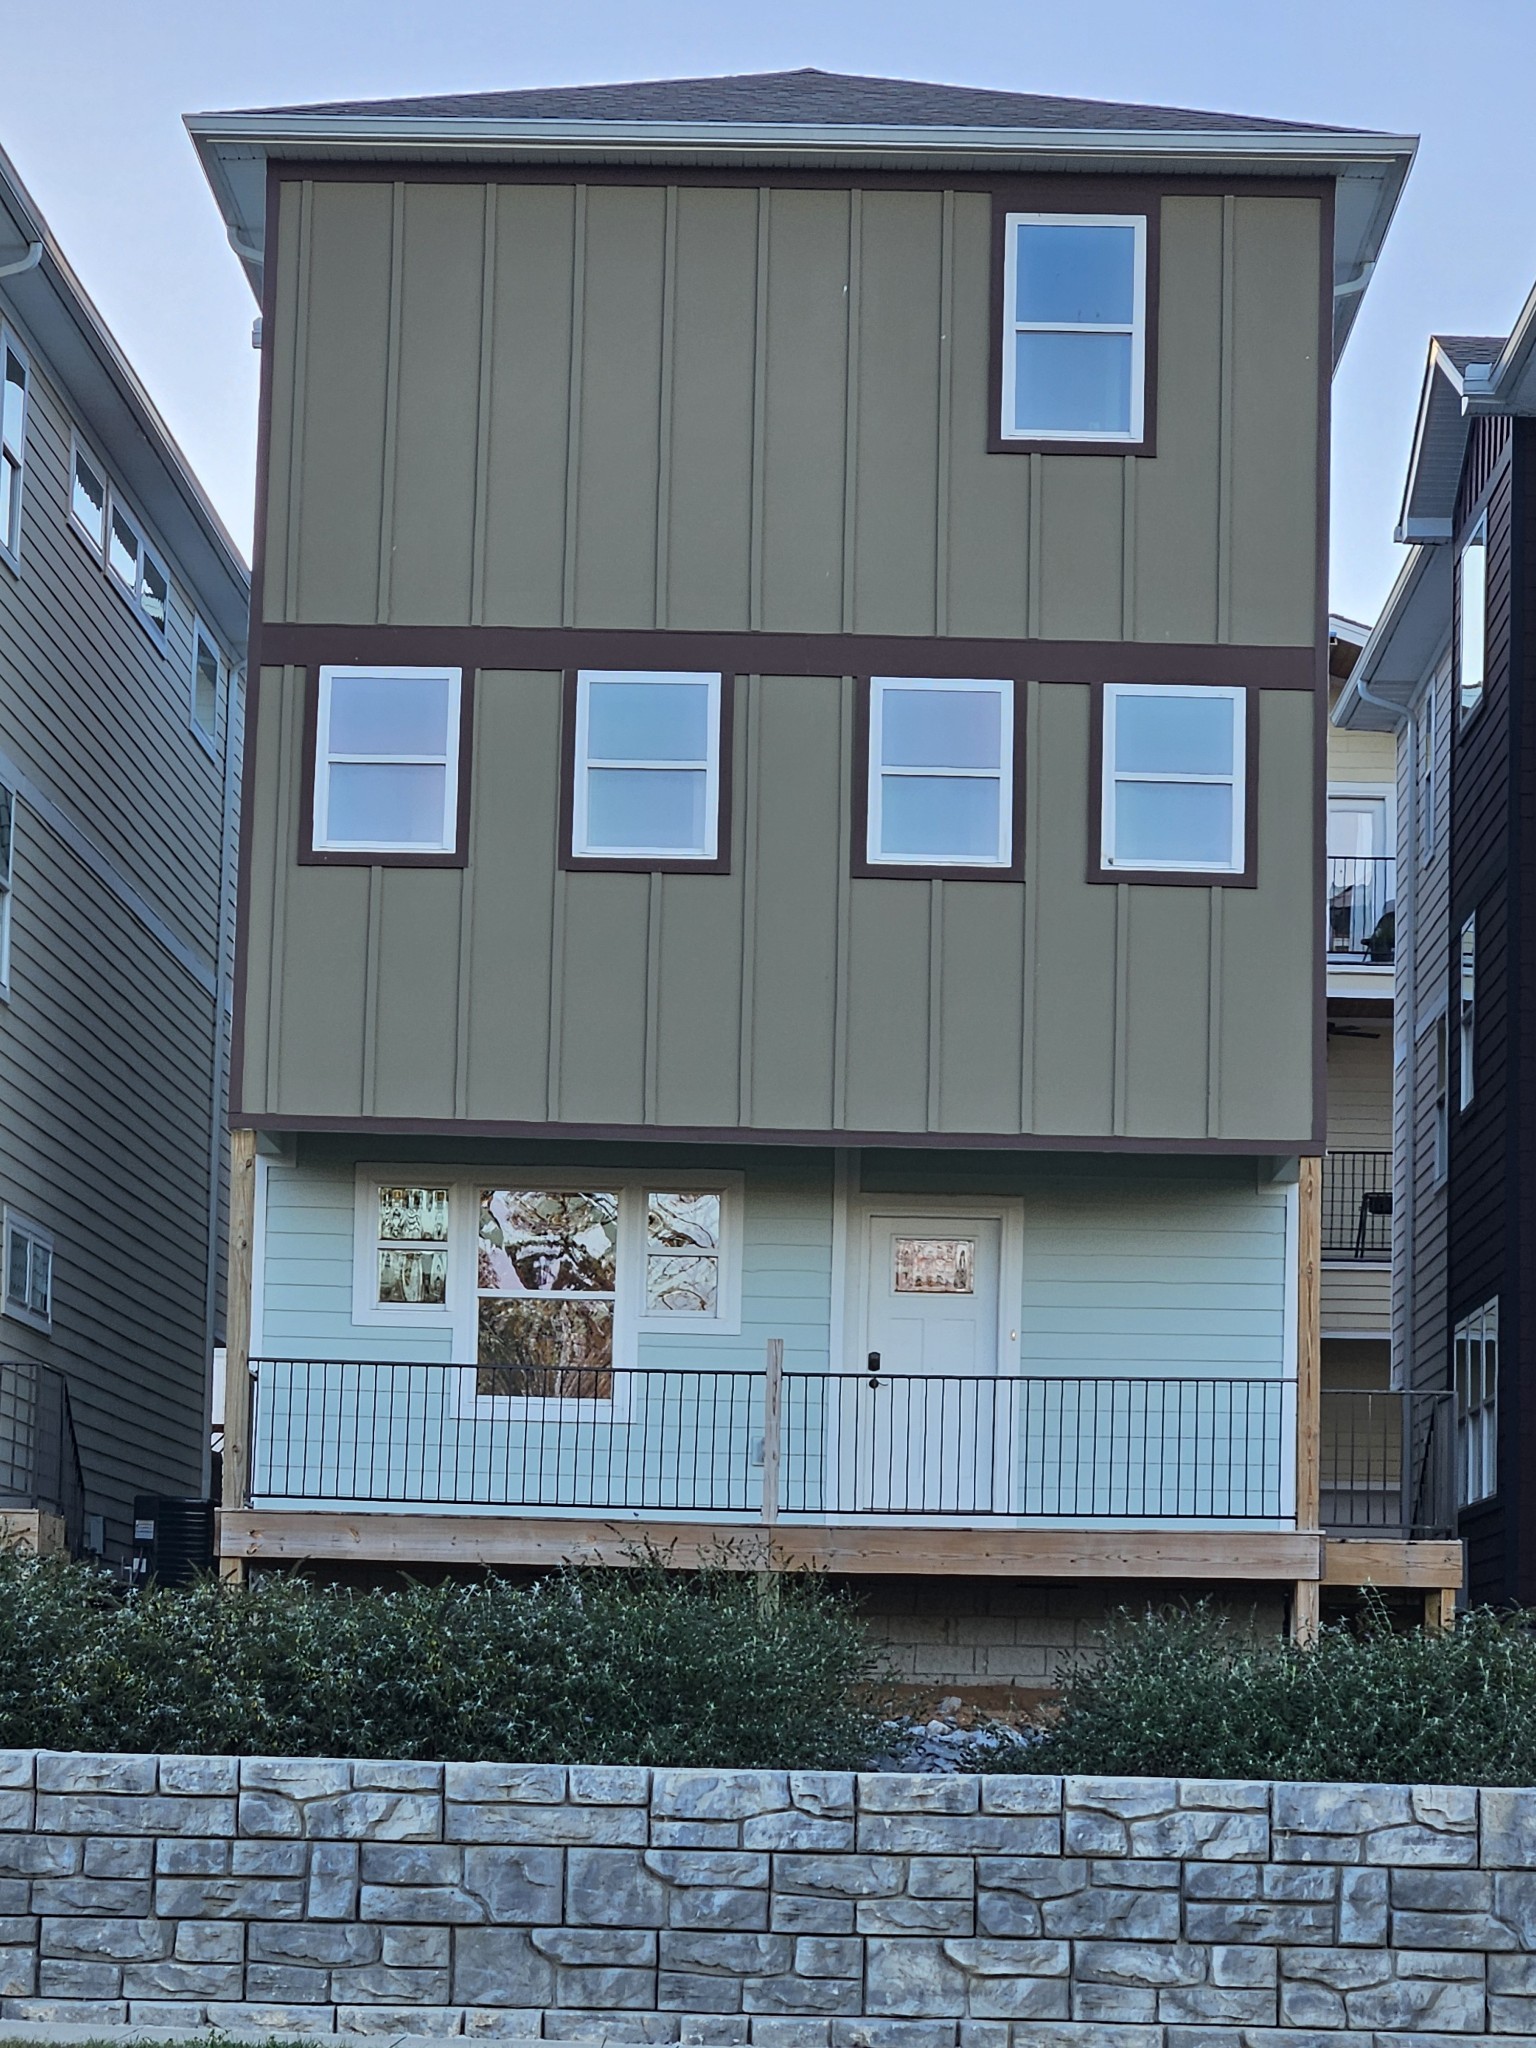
[1016,1600,1536,1786]
[0,1552,887,1767]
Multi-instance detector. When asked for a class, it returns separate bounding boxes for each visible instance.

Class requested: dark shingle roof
[238,67,1360,136]
[1434,334,1506,372]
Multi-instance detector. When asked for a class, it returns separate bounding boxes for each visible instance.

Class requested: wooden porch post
[219,1126,257,1582]
[1292,1156,1322,1642]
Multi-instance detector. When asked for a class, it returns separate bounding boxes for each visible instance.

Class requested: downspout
[0,241,42,280]
[1348,671,1413,1393]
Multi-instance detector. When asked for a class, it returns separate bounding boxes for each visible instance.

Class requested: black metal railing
[1327,855,1396,961]
[1322,1150,1393,1258]
[248,1360,1297,1523]
[0,1362,85,1552]
[1320,1387,1455,1537]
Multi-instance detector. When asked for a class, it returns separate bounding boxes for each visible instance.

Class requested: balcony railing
[1322,1150,1392,1259]
[1320,1387,1455,1538]
[0,1362,85,1552]
[1328,855,1395,962]
[248,1359,1298,1524]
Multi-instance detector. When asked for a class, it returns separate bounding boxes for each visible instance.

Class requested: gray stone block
[232,1837,309,1875]
[309,1837,360,1917]
[1074,1939,1206,1987]
[1157,1983,1275,2024]
[656,1773,792,1821]
[859,1777,978,1816]
[301,1789,443,1841]
[454,1925,558,2006]
[956,2023,1006,2048]
[663,1933,796,1976]
[154,1874,307,1919]
[155,1835,229,1876]
[534,1927,659,1967]
[241,1962,331,2002]
[462,2008,544,2035]
[40,1915,171,1961]
[1087,1857,1179,1889]
[776,1854,905,1899]
[770,1897,855,1936]
[7,1994,125,2023]
[0,1754,33,1788]
[35,1792,235,1835]
[661,1969,745,2013]
[159,1754,240,1795]
[831,2023,955,2048]
[678,2013,750,2039]
[1061,1810,1127,1856]
[863,1814,1061,1856]
[0,1792,32,1831]
[120,1959,246,1999]
[0,1951,31,1997]
[30,1877,152,1916]
[554,1963,658,2009]
[898,1859,966,1900]
[1211,1943,1277,1987]
[1393,1907,1519,1950]
[1067,1777,1178,1818]
[37,1959,122,1998]
[464,1844,565,1923]
[1179,1779,1270,1811]
[747,2022,830,2048]
[1490,1952,1536,1993]
[790,1775,855,1819]
[361,1839,464,1884]
[862,1938,968,2018]
[35,1751,156,1795]
[0,1885,27,1915]
[742,1973,861,2016]
[543,2014,680,2043]
[0,1837,76,1876]
[974,1893,1039,1939]
[1184,1898,1337,1945]
[670,1888,772,1932]
[174,1921,244,1961]
[240,1756,352,1798]
[1126,1808,1268,1860]
[353,1759,444,1793]
[1343,1969,1486,2032]
[796,1939,862,1979]
[82,1835,154,1877]
[648,1850,771,1888]
[655,1821,746,1849]
[381,1924,452,1969]
[331,1961,453,2002]
[248,1921,380,1966]
[446,1762,568,1803]
[571,1766,651,1806]
[743,1816,855,1852]
[569,1846,670,1927]
[203,2001,340,2033]
[448,1800,648,1846]
[1070,1981,1154,2022]
[128,2000,209,2027]
[977,1856,1087,1901]
[856,1899,972,1936]
[1039,1886,1179,1942]
[977,1779,1061,1815]
[360,1881,489,1923]
[1482,1788,1536,1869]
[338,2002,465,2034]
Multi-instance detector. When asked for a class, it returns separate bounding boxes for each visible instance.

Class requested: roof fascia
[1395,341,1479,544]
[1464,273,1536,414]
[1337,542,1449,729]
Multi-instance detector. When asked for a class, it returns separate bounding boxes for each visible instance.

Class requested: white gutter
[0,239,42,279]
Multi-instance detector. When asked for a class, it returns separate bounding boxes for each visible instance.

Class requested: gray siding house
[0,144,248,1559]
[189,70,1452,1676]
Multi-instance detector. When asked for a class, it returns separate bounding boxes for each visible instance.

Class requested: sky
[3,0,1534,629]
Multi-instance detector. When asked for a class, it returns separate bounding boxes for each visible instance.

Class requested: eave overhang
[1334,543,1451,732]
[185,108,1415,364]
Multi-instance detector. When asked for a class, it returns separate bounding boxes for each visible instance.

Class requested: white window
[1432,1014,1449,1185]
[1418,678,1437,862]
[1454,1298,1498,1506]
[572,670,722,862]
[641,1188,735,1325]
[107,499,169,642]
[866,677,1013,868]
[0,783,13,993]
[1101,684,1245,874]
[69,442,107,552]
[1000,213,1146,443]
[0,330,27,567]
[1458,515,1487,723]
[192,628,222,741]
[477,1187,619,1399]
[1458,913,1476,1110]
[313,665,462,855]
[2,1212,52,1332]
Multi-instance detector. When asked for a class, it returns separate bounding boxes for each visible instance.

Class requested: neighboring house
[0,144,248,1559]
[1338,305,1536,1606]
[189,67,1453,1675]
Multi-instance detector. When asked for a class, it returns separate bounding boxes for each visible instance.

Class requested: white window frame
[0,781,14,998]
[1432,1013,1449,1186]
[1000,212,1147,445]
[191,622,223,753]
[0,324,29,572]
[1454,1298,1498,1506]
[2,1210,52,1334]
[351,1170,456,1330]
[571,670,722,863]
[1458,912,1476,1110]
[866,676,1013,869]
[1100,682,1246,875]
[105,492,170,648]
[313,665,462,856]
[67,435,108,556]
[1458,514,1487,725]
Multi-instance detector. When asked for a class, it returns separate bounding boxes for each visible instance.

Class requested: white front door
[849,1212,1006,1513]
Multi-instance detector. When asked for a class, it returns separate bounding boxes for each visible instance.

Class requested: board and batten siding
[239,672,1315,1144]
[261,179,1323,648]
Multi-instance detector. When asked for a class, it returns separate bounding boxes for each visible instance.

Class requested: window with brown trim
[560,669,732,874]
[301,664,472,867]
[1091,683,1255,887]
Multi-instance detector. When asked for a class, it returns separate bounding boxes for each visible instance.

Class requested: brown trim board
[232,1109,1321,1158]
[1084,681,1261,890]
[1309,182,1335,1156]
[557,669,737,877]
[850,674,1028,882]
[296,666,475,868]
[257,625,1320,689]
[987,195,1160,460]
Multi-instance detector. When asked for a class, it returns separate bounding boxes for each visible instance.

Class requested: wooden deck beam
[1321,1537,1464,1591]
[219,1510,1326,1581]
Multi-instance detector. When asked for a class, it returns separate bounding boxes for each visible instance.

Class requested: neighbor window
[1000,213,1146,443]
[3,1212,52,1332]
[866,676,1012,868]
[69,444,107,551]
[1454,1298,1498,1506]
[476,1188,618,1399]
[107,500,169,641]
[1419,678,1438,862]
[0,784,13,994]
[192,628,222,740]
[1101,684,1245,874]
[1459,913,1476,1109]
[313,665,462,855]
[1458,515,1487,723]
[0,332,27,565]
[1432,1015,1449,1184]
[571,670,721,862]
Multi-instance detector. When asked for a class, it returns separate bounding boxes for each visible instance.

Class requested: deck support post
[1424,1585,1457,1633]
[1291,1156,1322,1640]
[219,1126,257,1584]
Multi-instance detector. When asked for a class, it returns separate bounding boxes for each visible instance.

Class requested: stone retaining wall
[0,1752,1531,2041]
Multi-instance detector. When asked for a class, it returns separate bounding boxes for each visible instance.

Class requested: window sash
[0,335,26,559]
[866,677,1013,867]
[1459,914,1476,1109]
[1454,1300,1498,1505]
[1000,214,1147,443]
[1101,685,1245,873]
[2,1214,51,1328]
[313,666,462,853]
[571,671,722,861]
[1458,517,1487,721]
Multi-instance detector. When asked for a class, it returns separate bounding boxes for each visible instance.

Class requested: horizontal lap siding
[1320,1263,1391,1336]
[244,672,1315,1142]
[1325,1030,1392,1151]
[267,181,1322,649]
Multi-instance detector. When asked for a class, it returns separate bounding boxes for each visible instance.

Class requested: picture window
[477,1188,618,1400]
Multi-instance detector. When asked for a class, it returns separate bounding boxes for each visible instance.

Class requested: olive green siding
[240,669,1315,1141]
[261,178,1323,646]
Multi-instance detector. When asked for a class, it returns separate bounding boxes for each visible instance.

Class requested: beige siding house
[0,143,247,1558]
[190,69,1453,1673]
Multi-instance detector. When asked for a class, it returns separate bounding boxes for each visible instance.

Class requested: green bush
[1008,1600,1536,1785]
[0,1551,888,1767]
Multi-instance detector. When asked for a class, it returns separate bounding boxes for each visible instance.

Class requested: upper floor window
[1418,678,1438,863]
[1458,912,1476,1110]
[1454,1298,1498,1506]
[0,330,28,568]
[865,677,1013,871]
[570,670,722,866]
[192,627,222,744]
[1431,1014,1449,1185]
[1458,515,1487,724]
[312,665,462,858]
[69,438,170,647]
[0,783,13,996]
[3,1211,52,1333]
[1000,214,1147,445]
[1100,684,1245,876]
